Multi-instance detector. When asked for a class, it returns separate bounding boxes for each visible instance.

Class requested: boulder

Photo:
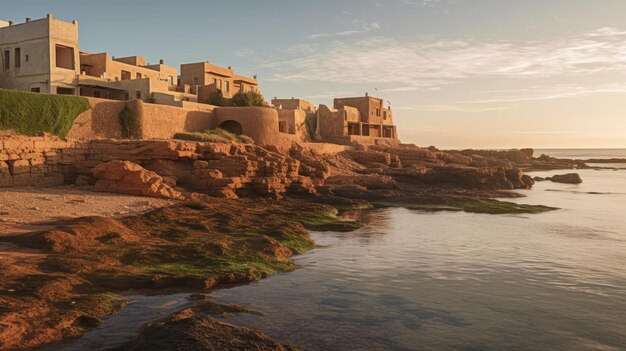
[548,173,583,184]
[92,160,186,200]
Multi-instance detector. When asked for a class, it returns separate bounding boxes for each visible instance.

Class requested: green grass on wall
[0,89,90,138]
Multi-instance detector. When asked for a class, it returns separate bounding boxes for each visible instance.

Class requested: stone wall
[212,107,292,149]
[0,131,313,199]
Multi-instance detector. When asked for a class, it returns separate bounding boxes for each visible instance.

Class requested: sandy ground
[0,186,175,235]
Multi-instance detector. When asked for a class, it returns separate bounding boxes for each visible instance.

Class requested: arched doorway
[218,120,243,135]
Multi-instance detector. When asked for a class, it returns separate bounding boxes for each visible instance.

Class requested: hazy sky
[4,0,626,148]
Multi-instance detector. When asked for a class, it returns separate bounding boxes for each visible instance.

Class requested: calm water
[535,148,626,160]
[57,150,626,351]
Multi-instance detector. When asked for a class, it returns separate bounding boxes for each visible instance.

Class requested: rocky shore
[0,135,592,351]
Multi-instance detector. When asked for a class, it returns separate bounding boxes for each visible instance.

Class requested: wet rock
[107,309,298,351]
[548,173,583,184]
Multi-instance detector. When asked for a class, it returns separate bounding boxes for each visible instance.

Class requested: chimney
[25,18,31,22]
[253,75,257,79]
[8,21,13,26]
[228,66,231,70]
[47,14,53,19]
[72,20,78,25]
[159,59,164,65]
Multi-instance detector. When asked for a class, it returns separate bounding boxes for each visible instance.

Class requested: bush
[0,88,90,138]
[231,91,265,107]
[119,105,141,139]
[208,90,225,106]
[173,128,253,144]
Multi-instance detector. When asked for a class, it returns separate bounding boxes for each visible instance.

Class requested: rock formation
[547,173,583,184]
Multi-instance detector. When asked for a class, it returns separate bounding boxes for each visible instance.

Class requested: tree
[208,89,225,106]
[232,91,265,107]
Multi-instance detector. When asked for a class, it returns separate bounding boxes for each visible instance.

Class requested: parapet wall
[66,98,214,140]
[212,107,292,149]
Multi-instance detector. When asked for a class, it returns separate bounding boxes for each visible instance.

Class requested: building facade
[0,15,260,108]
[317,94,398,144]
[180,61,259,103]
[0,14,80,95]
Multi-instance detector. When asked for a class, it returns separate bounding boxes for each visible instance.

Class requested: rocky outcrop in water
[107,309,297,351]
[549,173,583,184]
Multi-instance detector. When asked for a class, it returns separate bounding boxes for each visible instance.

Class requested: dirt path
[0,186,174,235]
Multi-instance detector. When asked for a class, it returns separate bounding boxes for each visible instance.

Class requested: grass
[174,129,254,144]
[0,88,90,138]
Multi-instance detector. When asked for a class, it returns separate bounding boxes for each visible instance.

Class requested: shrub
[0,88,90,138]
[173,128,253,144]
[231,91,265,107]
[208,90,225,106]
[119,105,141,139]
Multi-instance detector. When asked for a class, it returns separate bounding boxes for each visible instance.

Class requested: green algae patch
[0,198,364,349]
[0,88,90,138]
[374,196,558,214]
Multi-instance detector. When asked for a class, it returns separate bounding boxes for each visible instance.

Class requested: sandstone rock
[92,161,185,200]
[548,173,583,184]
[327,174,397,190]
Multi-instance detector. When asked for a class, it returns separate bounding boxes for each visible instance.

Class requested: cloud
[265,27,626,94]
[307,22,381,39]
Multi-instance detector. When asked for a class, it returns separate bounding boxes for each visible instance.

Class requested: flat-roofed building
[180,61,259,102]
[0,14,80,95]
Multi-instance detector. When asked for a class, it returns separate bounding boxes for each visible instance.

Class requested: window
[25,54,29,63]
[136,72,142,79]
[167,76,174,85]
[135,91,142,99]
[3,50,9,71]
[279,121,287,133]
[383,111,387,120]
[56,87,75,95]
[31,87,40,93]
[55,45,74,69]
[225,81,230,92]
[14,48,20,68]
[121,70,131,80]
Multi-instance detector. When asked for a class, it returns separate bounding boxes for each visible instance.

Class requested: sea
[56,149,626,351]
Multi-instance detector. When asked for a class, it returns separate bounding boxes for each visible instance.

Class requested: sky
[3,0,626,149]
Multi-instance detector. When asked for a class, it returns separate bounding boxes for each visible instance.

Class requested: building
[271,97,316,140]
[0,15,259,108]
[271,97,316,113]
[180,61,259,103]
[317,93,398,144]
[77,53,195,104]
[0,14,80,95]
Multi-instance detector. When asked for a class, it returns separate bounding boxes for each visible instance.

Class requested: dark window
[14,48,20,68]
[3,50,9,70]
[56,87,75,95]
[121,70,131,80]
[55,45,74,69]
[25,54,29,62]
[136,91,142,99]
[31,87,40,93]
[136,72,142,79]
